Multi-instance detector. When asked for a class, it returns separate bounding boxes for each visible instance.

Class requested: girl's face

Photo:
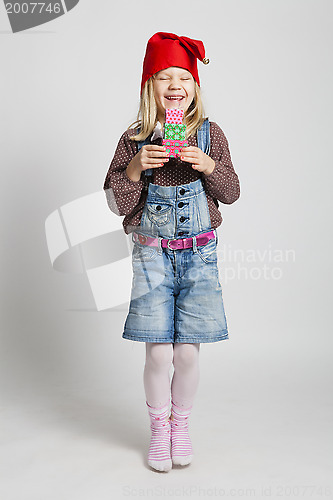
[153,66,195,124]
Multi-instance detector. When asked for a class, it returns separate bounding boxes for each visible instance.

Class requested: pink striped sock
[170,400,194,466]
[146,401,172,472]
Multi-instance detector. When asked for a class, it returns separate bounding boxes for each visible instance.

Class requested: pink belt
[132,230,216,250]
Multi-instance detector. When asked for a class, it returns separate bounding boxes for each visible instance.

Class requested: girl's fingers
[148,151,170,158]
[144,145,169,157]
[180,155,200,163]
[180,146,200,154]
[144,145,167,151]
[143,152,169,161]
[146,157,169,164]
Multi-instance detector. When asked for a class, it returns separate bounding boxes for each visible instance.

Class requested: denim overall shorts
[122,119,229,343]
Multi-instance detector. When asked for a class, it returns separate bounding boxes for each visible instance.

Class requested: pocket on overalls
[132,242,159,263]
[146,202,172,226]
[196,237,218,264]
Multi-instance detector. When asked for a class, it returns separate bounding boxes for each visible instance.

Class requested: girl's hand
[126,145,169,182]
[179,146,215,175]
[135,144,170,172]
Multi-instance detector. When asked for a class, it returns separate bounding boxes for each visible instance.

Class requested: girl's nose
[169,82,181,89]
[169,78,181,86]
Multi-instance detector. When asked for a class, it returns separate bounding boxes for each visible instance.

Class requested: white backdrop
[1,0,332,498]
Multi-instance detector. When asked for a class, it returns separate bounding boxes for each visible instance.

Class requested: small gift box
[163,139,189,157]
[165,108,184,124]
[163,108,187,157]
[164,123,186,140]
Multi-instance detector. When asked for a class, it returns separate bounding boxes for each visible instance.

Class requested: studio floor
[1,353,331,500]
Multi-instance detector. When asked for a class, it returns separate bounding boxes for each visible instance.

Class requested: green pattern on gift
[164,123,186,140]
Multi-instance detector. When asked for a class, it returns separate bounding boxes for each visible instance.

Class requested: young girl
[103,32,240,472]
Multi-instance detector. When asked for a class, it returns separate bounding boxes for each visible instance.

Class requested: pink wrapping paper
[163,108,188,157]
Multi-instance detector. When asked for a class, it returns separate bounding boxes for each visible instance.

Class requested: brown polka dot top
[103,121,240,235]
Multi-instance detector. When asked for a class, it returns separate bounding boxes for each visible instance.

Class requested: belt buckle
[138,233,148,245]
[167,238,178,250]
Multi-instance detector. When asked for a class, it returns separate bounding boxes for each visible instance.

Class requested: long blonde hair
[128,73,207,142]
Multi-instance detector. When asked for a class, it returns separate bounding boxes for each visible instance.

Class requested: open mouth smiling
[165,96,185,101]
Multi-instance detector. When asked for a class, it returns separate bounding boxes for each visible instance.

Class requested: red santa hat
[140,32,209,95]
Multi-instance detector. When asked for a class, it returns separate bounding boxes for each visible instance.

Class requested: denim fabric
[122,178,229,343]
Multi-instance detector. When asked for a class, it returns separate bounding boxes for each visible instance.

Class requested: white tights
[143,342,200,409]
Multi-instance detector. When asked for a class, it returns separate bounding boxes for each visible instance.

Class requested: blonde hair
[127,73,207,142]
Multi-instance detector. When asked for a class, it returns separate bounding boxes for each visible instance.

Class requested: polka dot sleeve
[103,130,145,216]
[202,122,240,204]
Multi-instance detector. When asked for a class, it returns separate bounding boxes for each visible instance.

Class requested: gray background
[1,0,332,498]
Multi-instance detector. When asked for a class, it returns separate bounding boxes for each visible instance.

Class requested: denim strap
[197,118,211,156]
